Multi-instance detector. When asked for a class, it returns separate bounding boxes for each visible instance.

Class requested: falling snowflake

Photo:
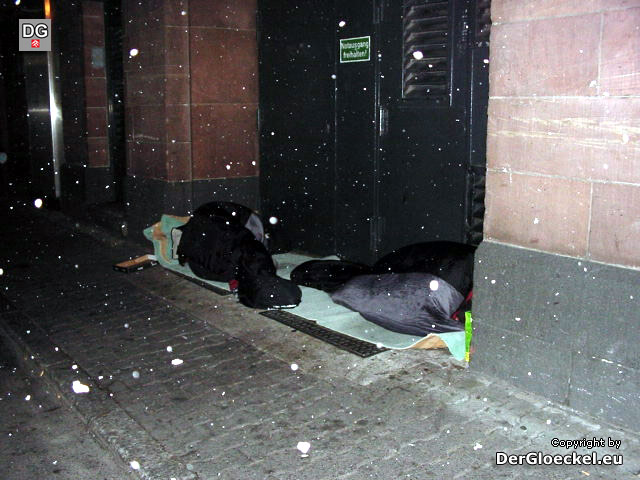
[297,441,311,455]
[130,460,140,470]
[71,380,90,394]
[290,363,299,371]
[171,358,183,366]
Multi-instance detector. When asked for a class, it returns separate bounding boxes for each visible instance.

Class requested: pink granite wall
[484,0,640,268]
[123,0,258,183]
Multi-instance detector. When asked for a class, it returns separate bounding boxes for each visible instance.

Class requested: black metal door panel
[376,0,473,255]
[334,0,378,263]
[258,1,336,254]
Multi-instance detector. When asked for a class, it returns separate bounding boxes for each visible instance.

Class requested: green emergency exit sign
[339,36,370,63]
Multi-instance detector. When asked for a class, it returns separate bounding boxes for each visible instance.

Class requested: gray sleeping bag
[330,273,465,336]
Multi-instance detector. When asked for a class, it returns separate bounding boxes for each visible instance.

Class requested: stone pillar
[123,0,259,239]
[472,0,640,431]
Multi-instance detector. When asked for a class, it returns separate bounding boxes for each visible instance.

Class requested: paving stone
[0,203,637,479]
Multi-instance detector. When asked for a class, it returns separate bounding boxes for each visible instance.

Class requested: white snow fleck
[34,198,43,208]
[331,74,337,79]
[290,363,299,371]
[132,370,140,379]
[603,163,609,170]
[71,364,78,370]
[297,441,311,455]
[338,20,346,27]
[72,380,90,394]
[166,346,173,352]
[129,460,140,470]
[129,48,139,57]
[124,323,129,329]
[25,395,31,401]
[490,279,496,284]
[171,358,184,366]
[622,132,629,144]
[546,419,551,425]
[483,58,489,64]
[515,317,521,322]
[473,442,483,450]
[412,51,424,60]
[527,372,532,376]
[269,216,278,225]
[601,358,613,364]
[0,268,3,276]
[429,280,439,291]
[533,217,540,224]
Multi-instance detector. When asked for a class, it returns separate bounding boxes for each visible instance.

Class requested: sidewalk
[0,202,638,480]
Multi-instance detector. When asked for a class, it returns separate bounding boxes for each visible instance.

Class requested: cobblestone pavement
[0,202,638,479]
[0,335,131,479]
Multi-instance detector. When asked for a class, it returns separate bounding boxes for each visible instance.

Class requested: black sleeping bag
[176,201,301,309]
[331,273,465,335]
[177,211,264,282]
[290,260,373,292]
[373,241,476,297]
[328,241,476,335]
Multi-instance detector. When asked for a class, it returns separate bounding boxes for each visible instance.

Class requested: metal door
[334,0,378,263]
[258,0,336,255]
[375,0,489,255]
[104,0,126,204]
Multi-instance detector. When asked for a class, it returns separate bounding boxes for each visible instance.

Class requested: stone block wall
[473,0,640,431]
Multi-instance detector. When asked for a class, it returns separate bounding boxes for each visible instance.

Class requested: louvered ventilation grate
[467,167,486,246]
[402,0,450,101]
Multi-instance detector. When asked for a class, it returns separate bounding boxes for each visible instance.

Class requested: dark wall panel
[258,0,336,255]
[334,0,377,264]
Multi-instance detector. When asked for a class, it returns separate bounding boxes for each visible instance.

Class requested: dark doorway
[375,0,490,256]
[103,0,126,205]
[259,0,490,263]
[258,1,336,255]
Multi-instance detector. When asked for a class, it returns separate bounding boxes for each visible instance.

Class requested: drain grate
[167,270,232,296]
[259,310,388,358]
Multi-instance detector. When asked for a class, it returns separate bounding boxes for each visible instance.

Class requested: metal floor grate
[167,270,232,296]
[259,310,388,358]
